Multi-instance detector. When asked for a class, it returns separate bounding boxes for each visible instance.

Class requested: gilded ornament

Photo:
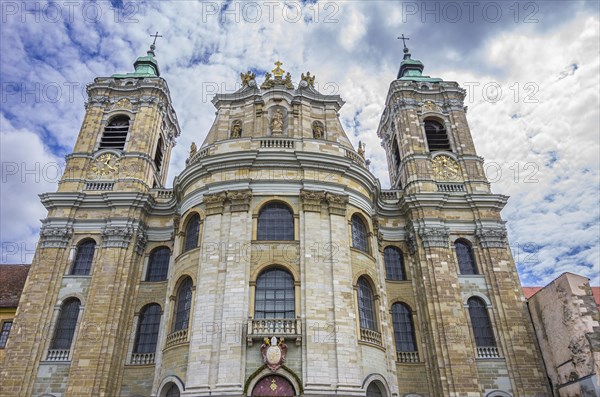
[431,155,460,181]
[272,60,285,77]
[91,153,120,177]
[240,70,256,86]
[301,72,315,87]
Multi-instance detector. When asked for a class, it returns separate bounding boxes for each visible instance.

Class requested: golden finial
[272,60,285,77]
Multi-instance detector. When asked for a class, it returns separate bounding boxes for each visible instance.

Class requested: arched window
[100,116,130,150]
[254,268,295,319]
[468,297,496,347]
[50,298,81,350]
[351,215,369,253]
[183,214,200,252]
[257,202,294,241]
[173,277,193,332]
[424,119,451,152]
[384,246,406,280]
[357,277,376,331]
[133,304,162,353]
[366,382,384,397]
[146,247,171,282]
[70,239,95,276]
[392,303,417,352]
[165,384,180,397]
[455,240,477,275]
[392,139,401,167]
[154,136,164,172]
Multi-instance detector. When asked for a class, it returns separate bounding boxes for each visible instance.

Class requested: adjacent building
[0,264,30,364]
[526,273,600,397]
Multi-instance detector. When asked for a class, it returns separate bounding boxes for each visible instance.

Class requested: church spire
[395,35,441,82]
[112,32,162,78]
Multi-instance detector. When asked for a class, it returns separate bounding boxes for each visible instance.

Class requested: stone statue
[358,141,365,158]
[312,122,324,139]
[231,122,242,138]
[261,72,274,89]
[284,72,294,89]
[271,109,284,134]
[189,142,197,158]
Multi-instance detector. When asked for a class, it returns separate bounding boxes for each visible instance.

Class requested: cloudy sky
[1,0,598,286]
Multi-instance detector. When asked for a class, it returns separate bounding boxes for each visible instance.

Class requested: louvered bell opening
[154,138,164,172]
[100,118,130,150]
[425,121,451,152]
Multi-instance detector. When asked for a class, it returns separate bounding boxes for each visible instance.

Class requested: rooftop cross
[151,31,163,47]
[397,34,410,50]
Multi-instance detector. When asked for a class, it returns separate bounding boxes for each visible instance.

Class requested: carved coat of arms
[260,336,288,371]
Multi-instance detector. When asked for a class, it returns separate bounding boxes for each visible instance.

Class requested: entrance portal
[251,375,295,396]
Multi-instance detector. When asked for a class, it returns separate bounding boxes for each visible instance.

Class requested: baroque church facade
[0,44,551,397]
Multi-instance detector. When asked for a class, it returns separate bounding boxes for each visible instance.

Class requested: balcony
[259,138,295,149]
[359,328,382,346]
[165,328,188,348]
[46,349,70,361]
[84,181,114,191]
[246,318,301,346]
[397,351,419,363]
[130,352,155,365]
[436,183,466,193]
[476,346,500,359]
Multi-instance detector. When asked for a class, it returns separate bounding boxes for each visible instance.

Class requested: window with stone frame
[254,268,295,319]
[468,297,496,347]
[455,239,478,275]
[50,298,81,350]
[70,239,95,276]
[351,214,369,253]
[165,384,180,397]
[257,202,294,241]
[366,382,384,397]
[384,246,406,280]
[133,303,162,353]
[183,214,200,252]
[392,302,417,352]
[172,277,193,332]
[357,277,377,331]
[0,321,13,348]
[146,246,171,282]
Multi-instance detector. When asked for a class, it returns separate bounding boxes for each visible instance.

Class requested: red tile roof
[522,287,542,300]
[0,264,30,308]
[593,287,600,307]
[523,286,600,307]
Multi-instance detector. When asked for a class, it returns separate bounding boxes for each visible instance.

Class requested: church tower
[0,43,181,397]
[376,43,550,396]
[60,42,180,192]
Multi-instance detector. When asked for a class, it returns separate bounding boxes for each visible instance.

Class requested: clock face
[431,155,460,181]
[91,153,120,177]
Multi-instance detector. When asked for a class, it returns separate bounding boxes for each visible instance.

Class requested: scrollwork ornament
[102,226,134,248]
[476,225,508,248]
[419,226,449,248]
[39,226,73,248]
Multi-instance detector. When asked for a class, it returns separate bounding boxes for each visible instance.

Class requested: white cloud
[0,2,598,287]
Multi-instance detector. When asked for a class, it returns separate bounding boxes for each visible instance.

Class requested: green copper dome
[112,45,160,79]
[397,47,442,83]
